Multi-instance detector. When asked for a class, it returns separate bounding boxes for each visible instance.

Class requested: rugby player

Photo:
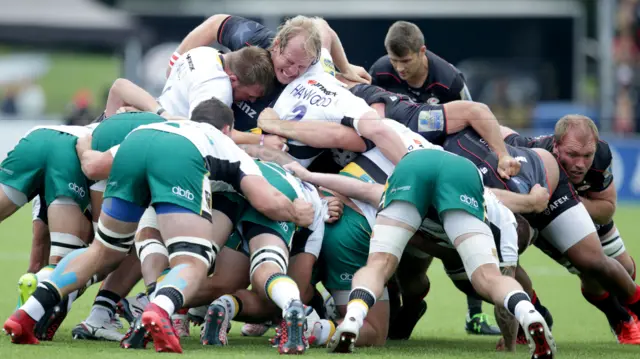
[169,15,369,150]
[502,115,640,344]
[3,99,315,352]
[324,117,556,358]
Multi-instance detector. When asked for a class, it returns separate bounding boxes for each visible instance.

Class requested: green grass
[1,206,640,358]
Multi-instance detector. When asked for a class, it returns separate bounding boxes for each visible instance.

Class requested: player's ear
[229,74,239,88]
[419,45,427,56]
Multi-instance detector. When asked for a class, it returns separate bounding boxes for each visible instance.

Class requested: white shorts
[540,203,596,254]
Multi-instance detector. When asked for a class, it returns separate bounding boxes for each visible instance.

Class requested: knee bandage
[455,234,499,277]
[250,245,289,282]
[165,237,218,272]
[95,219,136,253]
[137,207,159,232]
[90,180,107,193]
[369,224,415,260]
[378,201,422,230]
[442,209,492,243]
[50,233,86,257]
[601,228,626,258]
[135,239,169,263]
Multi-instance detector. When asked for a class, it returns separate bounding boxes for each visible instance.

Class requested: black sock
[94,290,121,316]
[506,291,531,316]
[30,282,62,320]
[146,282,157,296]
[582,290,631,328]
[156,287,184,313]
[348,288,376,309]
[309,288,328,319]
[467,296,484,317]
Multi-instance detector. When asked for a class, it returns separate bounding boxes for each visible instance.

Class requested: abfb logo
[68,183,85,198]
[340,273,353,281]
[172,186,195,201]
[459,194,479,209]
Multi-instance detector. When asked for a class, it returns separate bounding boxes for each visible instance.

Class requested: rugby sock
[146,282,157,296]
[467,296,483,318]
[309,288,328,319]
[23,282,61,321]
[213,295,242,320]
[582,290,631,327]
[35,264,56,283]
[153,287,184,317]
[345,287,376,328]
[93,290,120,316]
[310,319,337,346]
[504,291,535,323]
[265,273,300,311]
[624,285,640,316]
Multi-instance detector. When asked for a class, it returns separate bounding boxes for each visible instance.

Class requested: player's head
[270,16,322,84]
[552,114,599,184]
[384,21,427,80]
[191,97,235,136]
[226,46,276,103]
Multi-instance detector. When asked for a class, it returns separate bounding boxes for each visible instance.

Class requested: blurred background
[1,0,640,199]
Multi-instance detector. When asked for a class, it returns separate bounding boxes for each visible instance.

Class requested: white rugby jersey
[130,121,262,192]
[24,124,95,138]
[158,47,233,118]
[271,49,374,167]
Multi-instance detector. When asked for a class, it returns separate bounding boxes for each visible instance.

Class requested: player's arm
[581,183,617,224]
[489,185,549,214]
[495,265,518,352]
[350,112,409,165]
[238,144,297,166]
[444,101,508,159]
[105,78,164,118]
[76,138,119,181]
[284,161,384,206]
[259,118,367,152]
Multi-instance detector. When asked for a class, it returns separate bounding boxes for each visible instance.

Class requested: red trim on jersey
[375,72,402,84]
[426,82,450,90]
[456,139,509,189]
[217,16,233,44]
[245,41,251,47]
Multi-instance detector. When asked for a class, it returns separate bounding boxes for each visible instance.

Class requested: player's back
[158,47,232,118]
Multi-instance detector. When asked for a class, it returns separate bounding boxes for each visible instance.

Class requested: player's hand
[262,135,289,152]
[284,161,312,182]
[341,64,371,84]
[529,183,550,213]
[76,135,93,156]
[324,196,344,223]
[497,154,521,179]
[292,198,315,228]
[495,337,516,352]
[257,108,281,131]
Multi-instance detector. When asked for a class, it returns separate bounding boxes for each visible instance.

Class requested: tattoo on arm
[238,144,296,167]
[495,266,518,352]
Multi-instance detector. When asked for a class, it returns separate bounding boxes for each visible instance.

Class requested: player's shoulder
[593,139,613,171]
[369,55,402,84]
[425,50,460,88]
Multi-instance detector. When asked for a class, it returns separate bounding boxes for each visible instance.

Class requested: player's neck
[406,55,429,88]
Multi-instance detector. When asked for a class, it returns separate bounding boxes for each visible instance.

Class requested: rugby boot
[140,303,182,353]
[3,309,39,345]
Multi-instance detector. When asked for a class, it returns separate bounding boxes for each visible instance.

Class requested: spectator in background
[613,0,640,133]
[1,85,18,115]
[64,89,96,126]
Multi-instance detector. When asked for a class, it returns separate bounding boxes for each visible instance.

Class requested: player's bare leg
[0,184,22,222]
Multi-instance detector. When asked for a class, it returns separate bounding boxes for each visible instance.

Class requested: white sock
[311,319,335,346]
[514,300,537,324]
[35,266,55,283]
[87,305,112,326]
[345,300,369,328]
[153,295,176,316]
[67,290,79,311]
[266,275,300,312]
[22,296,45,321]
[214,295,239,319]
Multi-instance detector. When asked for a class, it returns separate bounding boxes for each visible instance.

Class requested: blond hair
[385,21,425,57]
[271,15,322,62]
[227,46,276,95]
[554,114,599,143]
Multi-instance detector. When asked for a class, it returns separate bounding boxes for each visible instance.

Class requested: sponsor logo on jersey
[186,54,195,71]
[389,185,411,194]
[322,58,336,76]
[427,97,440,105]
[340,273,354,281]
[577,184,591,191]
[480,167,488,175]
[68,183,86,198]
[172,186,195,201]
[236,101,257,118]
[290,83,334,107]
[417,110,444,132]
[459,194,479,209]
[543,195,568,216]
[514,156,528,163]
[278,221,289,232]
[0,166,14,176]
[389,96,398,102]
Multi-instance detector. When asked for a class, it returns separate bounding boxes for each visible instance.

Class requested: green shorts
[381,149,486,222]
[91,112,166,152]
[318,204,371,291]
[103,129,212,219]
[0,129,89,210]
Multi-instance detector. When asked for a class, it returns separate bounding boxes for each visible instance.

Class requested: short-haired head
[190,97,235,136]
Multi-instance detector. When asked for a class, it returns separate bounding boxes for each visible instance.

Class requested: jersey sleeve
[188,77,233,117]
[504,133,535,148]
[450,72,472,101]
[217,16,275,50]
